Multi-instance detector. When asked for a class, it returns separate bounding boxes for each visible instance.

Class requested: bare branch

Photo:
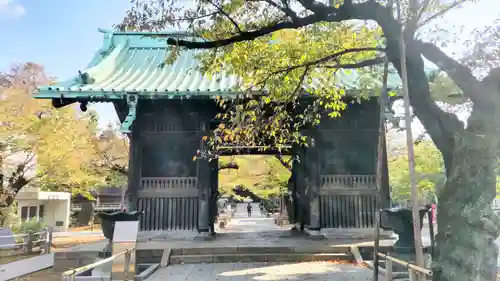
[177,11,219,22]
[206,0,242,33]
[406,0,432,34]
[99,149,129,176]
[247,0,298,21]
[268,0,299,21]
[416,0,468,29]
[293,66,310,96]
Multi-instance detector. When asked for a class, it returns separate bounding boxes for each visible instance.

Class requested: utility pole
[395,0,425,279]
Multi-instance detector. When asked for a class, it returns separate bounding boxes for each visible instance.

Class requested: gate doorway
[215,155,292,236]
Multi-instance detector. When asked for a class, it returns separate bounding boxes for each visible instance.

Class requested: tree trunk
[384,38,500,280]
[433,130,499,281]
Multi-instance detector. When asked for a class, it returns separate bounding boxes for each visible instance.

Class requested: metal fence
[376,253,432,281]
[61,248,133,281]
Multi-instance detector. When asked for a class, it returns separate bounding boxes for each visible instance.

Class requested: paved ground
[143,204,374,281]
[222,203,283,233]
[145,262,372,281]
[67,203,399,252]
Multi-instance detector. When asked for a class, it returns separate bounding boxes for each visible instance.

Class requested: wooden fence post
[43,227,54,254]
[385,258,393,281]
[48,226,53,253]
[25,231,34,253]
[408,269,418,281]
[124,250,131,281]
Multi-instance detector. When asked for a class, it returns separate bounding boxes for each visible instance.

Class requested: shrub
[13,218,46,244]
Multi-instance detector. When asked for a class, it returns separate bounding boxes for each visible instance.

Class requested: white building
[15,186,71,232]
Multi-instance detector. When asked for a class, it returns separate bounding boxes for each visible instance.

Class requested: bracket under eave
[119,94,138,133]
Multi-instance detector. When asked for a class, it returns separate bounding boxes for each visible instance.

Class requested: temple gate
[34,29,392,236]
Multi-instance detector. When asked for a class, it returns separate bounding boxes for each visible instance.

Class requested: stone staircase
[168,246,354,264]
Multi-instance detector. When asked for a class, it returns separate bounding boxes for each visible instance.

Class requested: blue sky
[0,0,129,128]
[0,0,498,129]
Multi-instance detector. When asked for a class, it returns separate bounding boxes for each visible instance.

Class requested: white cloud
[0,0,25,20]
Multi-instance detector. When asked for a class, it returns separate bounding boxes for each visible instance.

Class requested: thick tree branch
[271,47,385,75]
[319,57,386,69]
[279,0,299,21]
[219,162,240,170]
[250,48,384,92]
[297,0,333,17]
[418,41,482,103]
[164,13,322,49]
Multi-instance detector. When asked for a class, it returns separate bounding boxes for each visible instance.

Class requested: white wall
[44,200,70,232]
[17,199,70,232]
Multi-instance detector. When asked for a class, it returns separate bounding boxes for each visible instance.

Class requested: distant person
[246,203,252,217]
[259,202,265,216]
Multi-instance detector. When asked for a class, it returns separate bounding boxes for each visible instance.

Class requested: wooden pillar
[126,125,141,212]
[292,144,305,230]
[197,130,212,235]
[209,158,219,233]
[380,132,391,208]
[306,137,321,235]
[197,157,211,234]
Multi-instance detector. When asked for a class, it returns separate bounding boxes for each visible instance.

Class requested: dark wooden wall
[129,99,219,231]
[124,97,390,232]
[316,98,390,229]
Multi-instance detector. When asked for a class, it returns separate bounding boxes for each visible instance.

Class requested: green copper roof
[34,29,407,100]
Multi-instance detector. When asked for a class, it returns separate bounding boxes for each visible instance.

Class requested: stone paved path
[145,262,372,281]
[67,203,398,252]
[220,203,284,233]
[144,204,373,280]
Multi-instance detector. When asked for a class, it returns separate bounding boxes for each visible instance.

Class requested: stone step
[169,252,353,264]
[170,246,351,256]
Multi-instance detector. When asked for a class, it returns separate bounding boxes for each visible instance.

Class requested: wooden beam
[138,188,198,198]
[319,188,378,196]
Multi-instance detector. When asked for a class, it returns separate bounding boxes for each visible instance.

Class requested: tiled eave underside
[33,88,397,101]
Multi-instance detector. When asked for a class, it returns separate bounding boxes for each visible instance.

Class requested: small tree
[0,63,104,206]
[390,140,444,203]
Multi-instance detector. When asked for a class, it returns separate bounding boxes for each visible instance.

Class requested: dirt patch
[68,226,101,232]
[51,235,104,250]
